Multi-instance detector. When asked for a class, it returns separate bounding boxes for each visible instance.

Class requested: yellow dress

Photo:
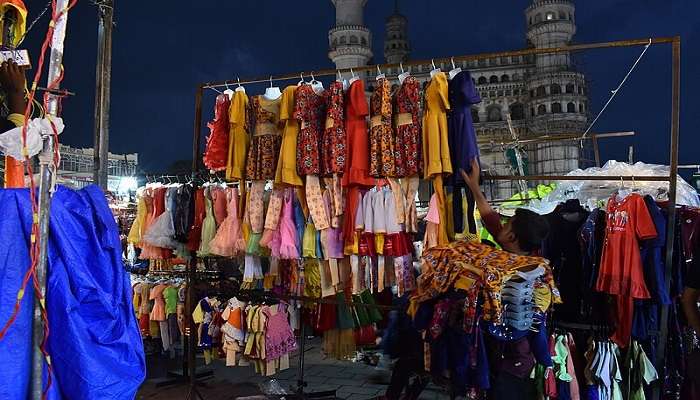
[226,90,250,181]
[422,72,452,246]
[275,85,304,186]
[422,72,452,178]
[127,195,147,244]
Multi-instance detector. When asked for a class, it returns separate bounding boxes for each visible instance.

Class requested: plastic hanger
[448,57,462,80]
[264,76,282,100]
[430,59,441,79]
[349,68,359,84]
[298,72,306,86]
[375,64,385,81]
[310,72,324,94]
[223,82,234,99]
[398,61,410,84]
[337,70,348,91]
[235,77,245,93]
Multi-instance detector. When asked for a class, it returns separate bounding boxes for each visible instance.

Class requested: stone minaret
[328,0,373,69]
[383,0,410,64]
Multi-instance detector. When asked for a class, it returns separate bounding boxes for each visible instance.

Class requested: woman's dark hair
[511,208,550,252]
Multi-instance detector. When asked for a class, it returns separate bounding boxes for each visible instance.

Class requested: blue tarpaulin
[0,185,145,399]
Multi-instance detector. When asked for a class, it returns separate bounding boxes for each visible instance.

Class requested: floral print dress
[294,84,326,176]
[369,78,396,178]
[246,96,282,181]
[322,81,346,176]
[393,76,422,177]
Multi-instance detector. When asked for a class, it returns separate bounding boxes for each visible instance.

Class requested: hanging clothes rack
[191,35,681,400]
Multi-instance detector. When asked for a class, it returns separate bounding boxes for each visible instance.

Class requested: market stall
[123,36,694,400]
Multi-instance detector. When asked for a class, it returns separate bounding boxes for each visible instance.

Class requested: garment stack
[194,295,298,376]
[131,278,186,353]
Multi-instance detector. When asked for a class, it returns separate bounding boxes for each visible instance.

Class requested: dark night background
[22,0,700,174]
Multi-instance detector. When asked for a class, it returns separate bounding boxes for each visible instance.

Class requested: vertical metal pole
[655,36,680,400]
[184,85,203,385]
[93,0,114,189]
[192,86,204,172]
[31,0,70,398]
[591,134,601,168]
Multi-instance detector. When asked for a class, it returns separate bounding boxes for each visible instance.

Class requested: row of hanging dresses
[542,194,673,349]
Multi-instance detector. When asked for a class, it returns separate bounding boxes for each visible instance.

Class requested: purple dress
[447,70,481,178]
[447,71,481,234]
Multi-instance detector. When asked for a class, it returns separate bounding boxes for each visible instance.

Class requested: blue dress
[0,185,145,399]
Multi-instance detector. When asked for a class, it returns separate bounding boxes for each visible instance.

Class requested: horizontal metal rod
[202,37,674,89]
[481,131,635,146]
[484,175,672,181]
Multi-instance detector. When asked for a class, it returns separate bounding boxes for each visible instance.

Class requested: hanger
[298,72,306,86]
[398,61,410,84]
[210,86,223,94]
[310,72,324,94]
[337,70,349,91]
[223,81,234,99]
[430,58,441,79]
[375,64,385,81]
[235,77,245,93]
[349,68,359,84]
[264,76,282,100]
[448,56,462,80]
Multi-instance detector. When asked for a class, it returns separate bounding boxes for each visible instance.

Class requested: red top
[342,80,374,187]
[596,193,657,298]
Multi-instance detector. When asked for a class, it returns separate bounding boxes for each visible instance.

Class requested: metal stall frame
[192,36,681,399]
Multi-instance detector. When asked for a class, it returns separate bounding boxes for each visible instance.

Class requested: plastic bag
[259,379,288,396]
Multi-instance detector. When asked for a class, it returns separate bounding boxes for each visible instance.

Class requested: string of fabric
[0,1,78,398]
[579,38,652,147]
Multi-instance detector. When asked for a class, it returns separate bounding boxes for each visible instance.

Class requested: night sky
[22,0,700,174]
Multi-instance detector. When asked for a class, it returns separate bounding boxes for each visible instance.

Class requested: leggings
[453,186,477,235]
[385,356,428,400]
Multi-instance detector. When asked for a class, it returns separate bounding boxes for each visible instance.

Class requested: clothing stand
[192,36,681,400]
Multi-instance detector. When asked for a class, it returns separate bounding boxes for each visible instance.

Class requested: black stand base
[153,369,214,388]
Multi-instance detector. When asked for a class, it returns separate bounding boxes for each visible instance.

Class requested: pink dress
[279,190,300,260]
[211,187,228,227]
[260,189,284,257]
[209,188,243,257]
[264,303,297,360]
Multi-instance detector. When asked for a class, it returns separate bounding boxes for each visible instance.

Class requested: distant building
[328,0,589,198]
[55,144,138,191]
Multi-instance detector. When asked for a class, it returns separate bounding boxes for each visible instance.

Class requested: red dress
[203,94,230,172]
[596,193,657,298]
[342,79,373,187]
[596,193,657,347]
[187,188,206,252]
[393,76,422,177]
[322,81,346,176]
[294,85,326,176]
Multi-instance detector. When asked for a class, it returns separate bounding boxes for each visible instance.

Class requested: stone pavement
[138,338,450,400]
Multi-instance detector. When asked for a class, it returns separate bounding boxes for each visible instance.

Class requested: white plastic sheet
[0,117,65,159]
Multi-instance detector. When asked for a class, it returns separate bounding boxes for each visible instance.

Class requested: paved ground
[137,338,450,400]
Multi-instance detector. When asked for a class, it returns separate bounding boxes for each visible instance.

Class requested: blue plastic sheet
[0,185,145,399]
